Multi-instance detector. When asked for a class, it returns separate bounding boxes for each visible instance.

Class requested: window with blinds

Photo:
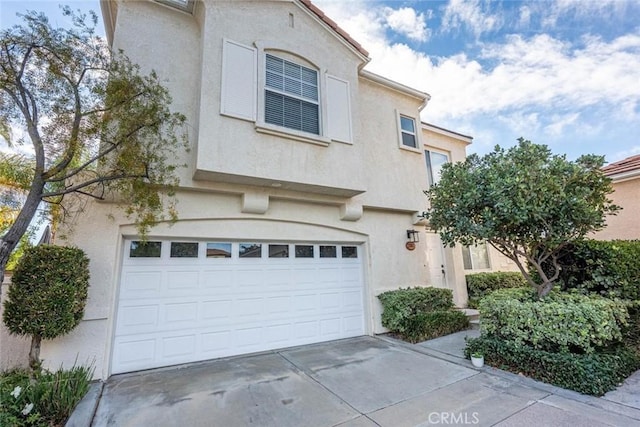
[265,54,320,135]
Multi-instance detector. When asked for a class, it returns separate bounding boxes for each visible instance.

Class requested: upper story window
[220,39,353,145]
[264,54,319,135]
[425,149,449,186]
[400,116,417,148]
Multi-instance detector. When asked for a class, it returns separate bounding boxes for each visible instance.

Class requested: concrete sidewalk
[69,333,640,427]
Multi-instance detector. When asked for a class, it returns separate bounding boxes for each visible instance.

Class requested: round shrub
[478,288,629,353]
[3,245,90,340]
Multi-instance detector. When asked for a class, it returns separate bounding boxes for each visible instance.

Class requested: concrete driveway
[76,335,640,427]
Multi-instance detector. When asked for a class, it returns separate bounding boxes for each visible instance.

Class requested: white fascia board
[421,122,473,145]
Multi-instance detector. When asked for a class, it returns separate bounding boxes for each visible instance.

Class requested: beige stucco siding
[594,177,640,240]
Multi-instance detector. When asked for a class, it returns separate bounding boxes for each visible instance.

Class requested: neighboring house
[594,154,640,240]
[34,0,506,379]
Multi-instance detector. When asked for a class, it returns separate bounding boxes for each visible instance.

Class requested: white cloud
[441,0,502,38]
[518,5,532,28]
[312,0,640,151]
[384,7,430,42]
[544,112,580,136]
[542,0,629,29]
[497,111,541,135]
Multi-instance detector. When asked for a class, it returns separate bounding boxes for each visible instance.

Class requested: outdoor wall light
[406,229,419,251]
[406,229,419,243]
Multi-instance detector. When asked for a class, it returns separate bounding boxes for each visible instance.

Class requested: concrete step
[470,319,481,330]
[458,308,480,322]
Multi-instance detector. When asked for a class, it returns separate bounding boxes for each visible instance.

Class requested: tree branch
[41,171,149,199]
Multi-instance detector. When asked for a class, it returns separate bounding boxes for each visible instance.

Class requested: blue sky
[2,0,640,163]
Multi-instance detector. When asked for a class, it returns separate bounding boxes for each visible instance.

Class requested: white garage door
[112,240,365,374]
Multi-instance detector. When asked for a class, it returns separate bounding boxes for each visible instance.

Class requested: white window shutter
[326,75,352,143]
[221,39,257,121]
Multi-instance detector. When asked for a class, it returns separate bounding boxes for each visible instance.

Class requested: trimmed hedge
[3,245,90,340]
[465,272,527,308]
[378,287,468,343]
[465,336,640,396]
[378,287,455,334]
[479,288,629,353]
[540,239,640,300]
[400,311,469,343]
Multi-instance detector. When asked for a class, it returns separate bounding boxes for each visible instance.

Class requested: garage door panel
[113,338,156,369]
[267,295,292,314]
[117,305,159,334]
[344,315,365,334]
[294,320,319,339]
[120,271,162,298]
[113,240,365,374]
[343,290,363,308]
[265,323,291,344]
[236,269,263,287]
[320,318,341,336]
[201,331,232,353]
[321,292,341,309]
[166,270,199,290]
[162,335,196,358]
[164,302,199,324]
[201,299,233,319]
[201,269,235,290]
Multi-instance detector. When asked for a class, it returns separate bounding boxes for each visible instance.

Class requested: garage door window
[320,245,337,258]
[129,241,162,258]
[206,242,232,258]
[295,245,314,258]
[239,243,262,258]
[170,242,199,258]
[269,244,289,258]
[342,246,358,258]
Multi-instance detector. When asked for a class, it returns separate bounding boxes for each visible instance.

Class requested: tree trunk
[29,334,42,373]
[0,179,45,282]
[537,281,554,298]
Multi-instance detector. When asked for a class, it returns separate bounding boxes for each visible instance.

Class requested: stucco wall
[594,177,640,240]
[0,275,30,371]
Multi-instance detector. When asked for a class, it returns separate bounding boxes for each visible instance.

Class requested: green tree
[424,138,619,298]
[0,8,188,281]
[2,245,90,372]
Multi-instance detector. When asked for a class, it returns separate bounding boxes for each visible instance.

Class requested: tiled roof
[602,154,640,177]
[299,0,369,57]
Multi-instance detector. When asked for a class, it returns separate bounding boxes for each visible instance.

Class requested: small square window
[130,241,162,258]
[170,242,199,258]
[269,244,289,258]
[239,243,262,258]
[207,243,232,258]
[295,245,314,258]
[400,116,417,148]
[320,245,337,258]
[341,246,358,258]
